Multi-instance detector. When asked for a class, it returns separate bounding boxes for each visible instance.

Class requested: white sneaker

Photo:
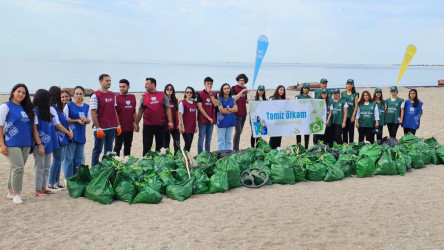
[13,195,23,204]
[6,193,15,200]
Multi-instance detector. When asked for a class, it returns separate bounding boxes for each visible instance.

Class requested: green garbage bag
[334,154,355,177]
[265,150,279,164]
[191,169,209,195]
[358,143,383,164]
[144,175,163,194]
[437,146,444,163]
[84,167,115,205]
[131,186,163,204]
[414,141,432,165]
[399,132,421,145]
[324,161,344,182]
[214,157,241,189]
[166,177,195,202]
[317,152,337,165]
[256,138,272,152]
[158,168,177,187]
[233,153,253,172]
[67,164,92,198]
[409,149,425,169]
[209,171,229,194]
[356,155,375,178]
[374,148,398,175]
[196,151,217,175]
[286,143,306,155]
[394,150,407,176]
[430,148,442,165]
[245,147,266,161]
[424,137,440,148]
[122,165,143,182]
[174,167,190,182]
[113,172,137,203]
[251,161,273,185]
[154,156,176,172]
[271,164,295,184]
[291,157,307,182]
[306,162,327,181]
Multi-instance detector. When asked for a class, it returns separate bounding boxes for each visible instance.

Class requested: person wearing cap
[372,88,386,141]
[313,78,332,99]
[355,90,379,143]
[231,74,249,151]
[385,86,404,138]
[295,83,311,149]
[326,88,348,144]
[317,89,333,147]
[268,85,286,149]
[402,89,423,135]
[341,79,359,143]
[250,85,267,147]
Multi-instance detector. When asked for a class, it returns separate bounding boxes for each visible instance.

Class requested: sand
[1,86,443,249]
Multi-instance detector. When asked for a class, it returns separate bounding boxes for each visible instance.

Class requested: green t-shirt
[330,99,347,125]
[296,94,311,99]
[341,91,359,118]
[385,98,404,123]
[358,102,376,128]
[314,88,332,99]
[375,101,386,126]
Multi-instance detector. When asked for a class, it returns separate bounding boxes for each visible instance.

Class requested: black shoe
[406,168,412,173]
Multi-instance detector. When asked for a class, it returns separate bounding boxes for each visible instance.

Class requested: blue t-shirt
[65,102,89,144]
[3,101,33,147]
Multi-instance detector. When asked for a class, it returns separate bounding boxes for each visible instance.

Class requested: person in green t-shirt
[295,83,311,149]
[313,78,331,144]
[317,89,333,147]
[385,86,404,138]
[372,88,386,141]
[326,89,348,144]
[341,79,359,143]
[355,90,379,144]
[268,85,286,149]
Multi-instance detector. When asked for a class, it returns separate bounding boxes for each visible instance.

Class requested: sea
[1,59,443,94]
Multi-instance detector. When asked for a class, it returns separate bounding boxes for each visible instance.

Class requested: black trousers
[375,125,383,141]
[403,127,416,135]
[332,124,344,145]
[318,125,334,147]
[113,131,134,157]
[182,133,194,152]
[386,123,399,138]
[164,129,180,154]
[358,127,374,144]
[269,136,282,149]
[143,125,166,156]
[296,135,310,149]
[342,117,355,143]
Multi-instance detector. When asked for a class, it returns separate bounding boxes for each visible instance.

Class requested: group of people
[0,74,423,204]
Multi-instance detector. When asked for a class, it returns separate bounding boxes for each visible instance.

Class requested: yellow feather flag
[396,44,416,86]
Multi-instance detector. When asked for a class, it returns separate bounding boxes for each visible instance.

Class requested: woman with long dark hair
[372,88,386,141]
[178,86,198,152]
[0,84,37,204]
[32,89,59,197]
[63,86,91,179]
[268,85,286,149]
[385,86,404,138]
[217,83,238,150]
[61,89,72,106]
[163,84,180,154]
[326,88,348,144]
[48,86,73,189]
[317,89,333,147]
[355,90,379,143]
[402,89,423,135]
[295,83,311,149]
[250,85,267,147]
[341,79,359,143]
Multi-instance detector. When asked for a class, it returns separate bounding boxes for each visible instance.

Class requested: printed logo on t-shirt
[21,111,28,119]
[205,98,212,105]
[38,130,51,147]
[150,96,159,105]
[79,112,85,118]
[105,98,113,102]
[126,100,131,106]
[206,98,210,102]
[189,108,196,112]
[4,122,18,141]
[125,100,133,109]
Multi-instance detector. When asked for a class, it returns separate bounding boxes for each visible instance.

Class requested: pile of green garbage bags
[67,133,444,205]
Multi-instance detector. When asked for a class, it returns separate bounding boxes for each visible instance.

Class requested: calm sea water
[1,59,442,93]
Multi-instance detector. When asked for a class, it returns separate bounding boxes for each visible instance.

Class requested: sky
[1,0,444,65]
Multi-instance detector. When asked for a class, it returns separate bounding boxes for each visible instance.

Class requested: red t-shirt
[232,85,248,116]
[116,93,136,132]
[181,99,197,133]
[197,90,216,125]
[142,91,166,126]
[95,90,118,129]
[167,99,179,131]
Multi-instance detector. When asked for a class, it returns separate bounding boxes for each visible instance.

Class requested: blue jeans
[217,126,233,150]
[49,145,67,185]
[64,142,85,179]
[197,124,214,155]
[91,129,116,167]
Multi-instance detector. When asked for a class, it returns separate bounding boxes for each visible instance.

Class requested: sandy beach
[0,86,443,249]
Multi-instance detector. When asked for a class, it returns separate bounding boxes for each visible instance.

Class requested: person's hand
[38,144,45,155]
[398,120,403,125]
[350,117,355,123]
[355,122,359,128]
[179,124,184,134]
[195,127,198,134]
[68,128,73,140]
[375,121,379,127]
[208,118,214,124]
[81,116,87,122]
[341,122,346,129]
[78,119,85,125]
[116,126,122,136]
[1,145,8,156]
[168,121,174,130]
[134,123,139,132]
[97,129,105,139]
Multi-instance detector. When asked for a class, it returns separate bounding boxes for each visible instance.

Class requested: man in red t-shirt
[230,73,249,151]
[135,77,173,156]
[196,76,219,154]
[90,74,121,167]
[113,79,137,157]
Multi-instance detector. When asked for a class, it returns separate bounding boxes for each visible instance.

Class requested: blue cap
[258,85,265,90]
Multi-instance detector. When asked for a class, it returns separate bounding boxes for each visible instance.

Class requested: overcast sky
[1,0,443,65]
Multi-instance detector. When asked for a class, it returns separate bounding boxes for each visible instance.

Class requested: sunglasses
[166,88,173,91]
[186,91,193,94]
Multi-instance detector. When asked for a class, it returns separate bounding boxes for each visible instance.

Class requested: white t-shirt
[0,103,9,126]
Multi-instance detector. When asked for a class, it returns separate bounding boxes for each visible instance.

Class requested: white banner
[249,99,327,138]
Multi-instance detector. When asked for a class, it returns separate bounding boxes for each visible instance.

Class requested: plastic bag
[324,161,344,182]
[358,143,383,164]
[191,169,210,195]
[208,171,229,194]
[84,167,115,205]
[393,150,407,176]
[196,151,217,174]
[270,163,295,184]
[409,148,425,169]
[256,138,273,152]
[399,133,421,145]
[306,162,327,181]
[214,157,241,189]
[356,155,375,178]
[334,154,355,177]
[374,148,398,175]
[436,146,444,163]
[67,164,92,198]
[131,185,163,204]
[113,172,137,203]
[166,177,195,202]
